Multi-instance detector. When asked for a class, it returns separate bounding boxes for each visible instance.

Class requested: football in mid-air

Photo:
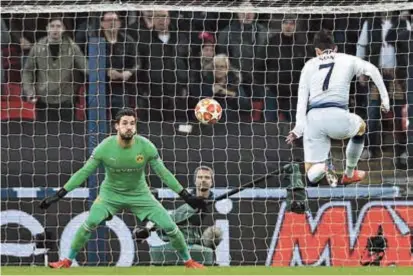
[195,98,222,125]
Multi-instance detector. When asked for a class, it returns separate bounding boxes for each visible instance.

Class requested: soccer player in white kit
[286,30,390,186]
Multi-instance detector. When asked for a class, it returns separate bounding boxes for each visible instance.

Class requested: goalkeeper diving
[286,30,390,186]
[39,108,206,269]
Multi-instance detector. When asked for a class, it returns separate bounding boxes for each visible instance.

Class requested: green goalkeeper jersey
[63,135,184,201]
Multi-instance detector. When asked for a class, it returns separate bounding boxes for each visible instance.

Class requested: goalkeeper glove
[133,226,151,243]
[39,188,68,209]
[133,221,156,243]
[179,189,207,211]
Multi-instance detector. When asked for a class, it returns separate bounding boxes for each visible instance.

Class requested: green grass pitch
[1,266,412,275]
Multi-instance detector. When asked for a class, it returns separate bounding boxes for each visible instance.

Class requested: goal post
[1,0,413,267]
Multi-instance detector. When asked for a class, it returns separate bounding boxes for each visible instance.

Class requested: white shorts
[303,107,363,163]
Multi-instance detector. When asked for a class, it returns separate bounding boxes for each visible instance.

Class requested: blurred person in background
[189,31,216,113]
[137,10,190,122]
[99,11,140,120]
[136,166,222,251]
[265,14,307,122]
[217,1,268,113]
[356,11,408,161]
[387,10,412,168]
[155,166,222,249]
[22,17,87,123]
[199,54,251,122]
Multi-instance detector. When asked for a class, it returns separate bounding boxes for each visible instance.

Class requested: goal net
[1,0,412,267]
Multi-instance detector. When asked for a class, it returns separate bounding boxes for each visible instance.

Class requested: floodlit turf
[1,266,412,275]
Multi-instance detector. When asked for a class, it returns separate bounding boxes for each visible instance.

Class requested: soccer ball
[195,98,222,125]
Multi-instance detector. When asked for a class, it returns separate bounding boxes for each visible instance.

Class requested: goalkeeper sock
[167,227,191,262]
[68,223,93,260]
[307,163,326,184]
[345,134,365,177]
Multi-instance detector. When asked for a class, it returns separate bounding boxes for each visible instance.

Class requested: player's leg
[131,201,203,268]
[303,110,337,186]
[325,109,367,184]
[49,197,118,268]
[342,114,367,184]
[303,118,333,186]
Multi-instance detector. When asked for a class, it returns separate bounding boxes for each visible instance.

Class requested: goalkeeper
[39,108,206,269]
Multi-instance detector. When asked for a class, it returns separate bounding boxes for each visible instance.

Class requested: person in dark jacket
[216,6,267,101]
[357,12,408,160]
[99,12,140,119]
[137,10,191,122]
[265,14,307,122]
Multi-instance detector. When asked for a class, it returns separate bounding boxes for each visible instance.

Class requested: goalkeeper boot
[325,163,338,188]
[184,259,205,269]
[49,258,72,269]
[341,170,366,185]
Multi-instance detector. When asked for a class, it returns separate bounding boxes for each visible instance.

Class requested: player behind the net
[286,30,390,186]
[39,108,206,269]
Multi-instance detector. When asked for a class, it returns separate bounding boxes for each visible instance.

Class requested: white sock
[345,135,365,177]
[307,163,326,184]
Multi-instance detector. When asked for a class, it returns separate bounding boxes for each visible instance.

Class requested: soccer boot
[341,170,366,185]
[325,163,338,188]
[184,259,205,269]
[49,258,72,269]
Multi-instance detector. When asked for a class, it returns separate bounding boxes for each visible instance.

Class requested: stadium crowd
[1,3,412,167]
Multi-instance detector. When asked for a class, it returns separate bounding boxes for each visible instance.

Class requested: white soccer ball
[194,98,222,125]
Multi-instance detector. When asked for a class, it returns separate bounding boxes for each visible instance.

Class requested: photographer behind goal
[134,166,223,264]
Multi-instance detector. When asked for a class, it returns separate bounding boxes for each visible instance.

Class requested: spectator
[265,14,307,122]
[357,11,408,160]
[216,1,268,103]
[1,19,10,84]
[190,32,216,89]
[127,10,154,42]
[387,11,412,167]
[186,32,217,122]
[199,54,251,122]
[99,11,140,119]
[22,17,88,122]
[137,10,190,122]
[155,166,222,249]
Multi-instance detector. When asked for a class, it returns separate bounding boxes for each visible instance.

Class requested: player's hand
[108,69,122,80]
[179,189,207,211]
[39,188,68,210]
[122,71,133,81]
[381,101,390,113]
[286,131,298,145]
[358,75,369,87]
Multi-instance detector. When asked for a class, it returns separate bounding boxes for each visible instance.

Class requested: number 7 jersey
[292,52,389,138]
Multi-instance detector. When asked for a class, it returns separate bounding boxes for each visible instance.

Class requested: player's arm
[147,141,206,210]
[286,62,311,143]
[39,142,104,209]
[353,57,390,112]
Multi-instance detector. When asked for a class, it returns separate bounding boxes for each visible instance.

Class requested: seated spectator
[137,10,190,122]
[22,17,87,123]
[199,54,251,122]
[99,11,140,119]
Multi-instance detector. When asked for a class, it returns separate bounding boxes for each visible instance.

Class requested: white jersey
[292,52,390,138]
